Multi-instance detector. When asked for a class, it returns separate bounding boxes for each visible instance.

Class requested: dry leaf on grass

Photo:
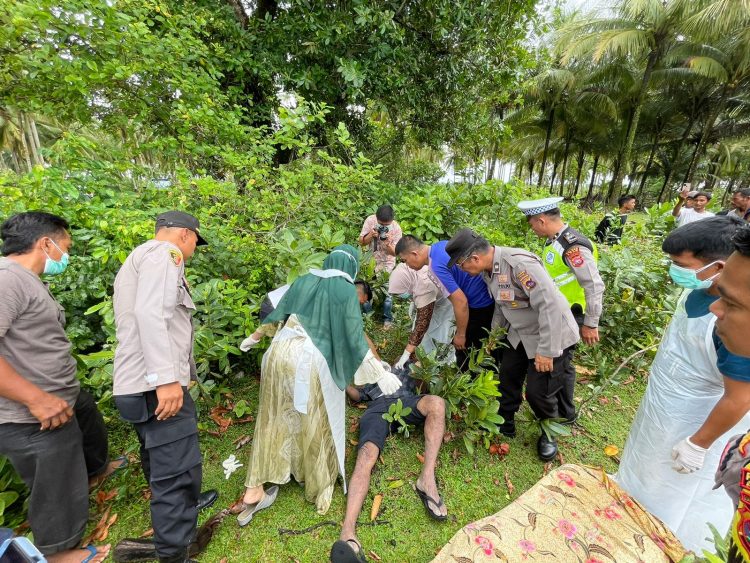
[557,452,565,465]
[348,416,359,433]
[82,506,118,545]
[369,550,382,561]
[370,494,383,521]
[504,472,514,496]
[604,445,620,456]
[416,453,425,464]
[95,489,118,507]
[140,528,154,538]
[542,462,553,476]
[209,406,232,433]
[598,397,609,405]
[575,365,596,376]
[233,435,252,450]
[622,375,636,385]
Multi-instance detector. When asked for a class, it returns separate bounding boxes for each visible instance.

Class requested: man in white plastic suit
[614,215,750,552]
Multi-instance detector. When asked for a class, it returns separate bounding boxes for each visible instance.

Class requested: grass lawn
[90,311,650,563]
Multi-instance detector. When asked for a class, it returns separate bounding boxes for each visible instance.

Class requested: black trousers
[497,340,576,425]
[456,303,496,371]
[0,390,109,555]
[115,388,202,559]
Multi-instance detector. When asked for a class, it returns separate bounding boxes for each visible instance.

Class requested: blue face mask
[668,261,720,289]
[43,239,69,276]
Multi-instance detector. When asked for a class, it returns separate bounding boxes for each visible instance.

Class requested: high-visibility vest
[542,226,598,310]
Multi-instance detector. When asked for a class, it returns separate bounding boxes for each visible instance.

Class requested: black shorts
[358,394,426,453]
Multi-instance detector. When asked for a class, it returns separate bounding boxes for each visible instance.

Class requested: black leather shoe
[498,421,516,438]
[537,433,558,461]
[197,489,218,511]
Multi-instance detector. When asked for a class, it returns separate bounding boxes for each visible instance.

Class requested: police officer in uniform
[519,197,605,423]
[445,229,580,461]
[112,211,215,563]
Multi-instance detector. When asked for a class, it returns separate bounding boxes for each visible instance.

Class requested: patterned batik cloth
[432,464,686,563]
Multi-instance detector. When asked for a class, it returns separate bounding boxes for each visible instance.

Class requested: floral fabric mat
[432,464,686,562]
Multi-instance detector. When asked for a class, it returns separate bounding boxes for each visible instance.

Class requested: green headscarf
[262,244,369,390]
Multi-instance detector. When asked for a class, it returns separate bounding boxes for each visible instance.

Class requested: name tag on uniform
[497,274,509,283]
[499,289,515,301]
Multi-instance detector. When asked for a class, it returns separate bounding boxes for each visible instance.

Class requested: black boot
[498,421,516,438]
[537,433,558,461]
[159,549,197,563]
[196,489,219,511]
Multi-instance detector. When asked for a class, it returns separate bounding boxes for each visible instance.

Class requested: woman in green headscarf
[236,245,401,520]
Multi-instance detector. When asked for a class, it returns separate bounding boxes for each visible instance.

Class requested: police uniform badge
[169,249,183,266]
[516,270,536,290]
[565,247,585,268]
[497,274,509,283]
[545,251,555,264]
[563,231,578,244]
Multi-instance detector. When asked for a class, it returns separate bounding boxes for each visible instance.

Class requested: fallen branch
[278,521,337,536]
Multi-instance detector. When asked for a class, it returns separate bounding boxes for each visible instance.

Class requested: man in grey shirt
[0,211,112,563]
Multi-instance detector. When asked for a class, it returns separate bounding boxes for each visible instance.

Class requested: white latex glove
[380,360,392,371]
[671,436,708,474]
[377,371,402,396]
[393,350,411,371]
[222,454,243,479]
[239,335,261,352]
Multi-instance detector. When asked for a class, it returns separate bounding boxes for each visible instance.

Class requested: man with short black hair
[717,188,750,221]
[595,194,637,245]
[113,211,213,563]
[673,185,715,226]
[396,235,494,371]
[614,215,750,552]
[0,211,111,563]
[444,229,580,461]
[359,205,402,326]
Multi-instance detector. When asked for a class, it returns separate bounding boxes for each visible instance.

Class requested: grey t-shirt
[0,258,79,424]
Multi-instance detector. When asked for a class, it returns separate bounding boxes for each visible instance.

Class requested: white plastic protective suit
[613,290,750,552]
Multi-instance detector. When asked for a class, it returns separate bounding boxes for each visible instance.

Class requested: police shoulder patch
[169,249,183,266]
[516,270,536,290]
[565,247,584,268]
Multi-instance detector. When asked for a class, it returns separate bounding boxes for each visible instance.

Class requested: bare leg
[415,395,447,517]
[339,442,379,546]
[243,485,264,505]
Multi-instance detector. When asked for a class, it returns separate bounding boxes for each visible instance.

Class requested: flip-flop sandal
[330,539,367,562]
[90,456,129,490]
[82,545,103,563]
[237,485,279,527]
[414,485,448,521]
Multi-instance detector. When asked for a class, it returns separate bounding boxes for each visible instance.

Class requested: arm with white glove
[671,436,708,474]
[376,369,402,396]
[393,346,415,370]
[239,324,279,352]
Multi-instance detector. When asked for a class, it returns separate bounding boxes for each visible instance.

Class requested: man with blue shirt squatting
[443,229,580,461]
[395,235,495,371]
[614,215,750,553]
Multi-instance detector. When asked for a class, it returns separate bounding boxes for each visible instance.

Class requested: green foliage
[410,343,504,454]
[381,398,414,438]
[0,456,27,528]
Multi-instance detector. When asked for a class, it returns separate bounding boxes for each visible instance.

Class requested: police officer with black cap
[112,211,216,563]
[445,228,580,461]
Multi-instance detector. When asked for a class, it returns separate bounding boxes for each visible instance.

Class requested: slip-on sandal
[237,485,279,527]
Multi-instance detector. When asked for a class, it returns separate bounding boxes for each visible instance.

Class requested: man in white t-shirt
[673,185,714,227]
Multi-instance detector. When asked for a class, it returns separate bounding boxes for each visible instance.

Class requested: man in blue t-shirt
[396,235,494,369]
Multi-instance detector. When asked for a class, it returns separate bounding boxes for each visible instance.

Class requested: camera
[375,224,390,241]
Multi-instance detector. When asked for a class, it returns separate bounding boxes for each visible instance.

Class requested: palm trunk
[637,132,659,199]
[685,83,734,185]
[605,156,620,202]
[627,160,638,192]
[17,114,33,172]
[612,49,661,202]
[559,135,572,196]
[528,159,534,183]
[585,154,600,202]
[571,147,585,198]
[29,115,44,166]
[723,166,739,205]
[549,154,561,192]
[538,107,555,188]
[657,116,697,202]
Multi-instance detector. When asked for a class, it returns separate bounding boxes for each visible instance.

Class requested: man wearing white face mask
[614,215,750,552]
[0,212,115,563]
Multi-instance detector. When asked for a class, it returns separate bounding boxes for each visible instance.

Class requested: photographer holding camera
[359,205,402,326]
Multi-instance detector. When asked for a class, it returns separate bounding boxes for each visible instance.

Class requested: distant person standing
[673,185,714,226]
[359,205,402,326]
[595,194,637,245]
[113,211,213,563]
[717,188,750,221]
